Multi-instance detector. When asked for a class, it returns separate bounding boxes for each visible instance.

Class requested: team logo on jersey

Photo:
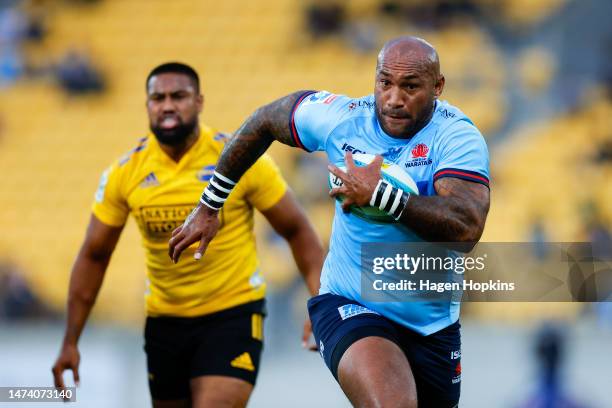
[348,100,375,111]
[405,143,433,168]
[411,143,429,158]
[197,165,215,182]
[139,172,160,188]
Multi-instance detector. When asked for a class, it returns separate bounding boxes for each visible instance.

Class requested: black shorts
[308,293,461,408]
[144,300,265,401]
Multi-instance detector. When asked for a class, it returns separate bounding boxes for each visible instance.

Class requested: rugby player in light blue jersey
[170,37,490,408]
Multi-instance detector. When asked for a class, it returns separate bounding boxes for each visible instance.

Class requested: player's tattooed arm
[215,90,310,181]
[169,91,311,263]
[398,177,490,247]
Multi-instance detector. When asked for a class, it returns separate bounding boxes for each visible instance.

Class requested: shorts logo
[230,352,255,372]
[337,304,380,320]
[452,361,461,384]
[319,340,325,358]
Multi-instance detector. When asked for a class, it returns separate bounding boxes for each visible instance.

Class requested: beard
[150,118,197,146]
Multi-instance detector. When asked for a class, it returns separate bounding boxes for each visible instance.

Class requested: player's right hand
[52,343,80,390]
[169,203,220,263]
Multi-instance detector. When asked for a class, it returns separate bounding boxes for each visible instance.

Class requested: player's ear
[434,74,445,99]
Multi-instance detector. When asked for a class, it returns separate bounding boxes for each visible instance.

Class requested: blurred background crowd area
[0,0,610,327]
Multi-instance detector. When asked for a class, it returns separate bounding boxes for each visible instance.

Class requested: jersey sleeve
[243,154,288,211]
[291,90,349,152]
[91,163,129,226]
[433,120,490,187]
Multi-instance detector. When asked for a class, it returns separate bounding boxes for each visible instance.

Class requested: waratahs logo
[411,143,429,158]
[405,143,432,168]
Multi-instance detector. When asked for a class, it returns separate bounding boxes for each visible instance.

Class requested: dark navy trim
[434,168,490,187]
[289,90,317,152]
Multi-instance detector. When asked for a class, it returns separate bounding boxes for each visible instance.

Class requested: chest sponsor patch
[138,204,194,238]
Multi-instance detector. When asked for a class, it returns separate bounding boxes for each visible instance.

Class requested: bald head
[377,36,440,80]
[373,36,445,139]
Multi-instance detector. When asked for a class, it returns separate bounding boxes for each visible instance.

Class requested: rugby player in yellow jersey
[51,63,324,408]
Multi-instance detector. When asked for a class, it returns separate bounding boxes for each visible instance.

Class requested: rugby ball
[328,153,419,223]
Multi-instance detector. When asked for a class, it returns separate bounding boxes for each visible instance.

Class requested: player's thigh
[338,336,417,408]
[399,321,462,408]
[190,375,253,408]
[308,293,417,407]
[144,317,192,402]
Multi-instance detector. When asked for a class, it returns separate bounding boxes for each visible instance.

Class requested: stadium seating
[0,0,608,324]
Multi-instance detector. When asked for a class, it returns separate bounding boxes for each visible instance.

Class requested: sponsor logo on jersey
[405,143,432,168]
[348,100,375,110]
[139,204,194,239]
[341,142,367,155]
[337,304,380,320]
[230,352,255,371]
[139,172,160,188]
[197,165,215,182]
[439,108,456,119]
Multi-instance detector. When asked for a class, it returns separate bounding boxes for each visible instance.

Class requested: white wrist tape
[200,171,237,210]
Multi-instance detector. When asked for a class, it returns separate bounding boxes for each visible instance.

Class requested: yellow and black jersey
[92,124,287,317]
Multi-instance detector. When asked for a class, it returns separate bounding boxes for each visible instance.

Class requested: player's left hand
[329,152,383,211]
[302,317,318,352]
[169,204,220,263]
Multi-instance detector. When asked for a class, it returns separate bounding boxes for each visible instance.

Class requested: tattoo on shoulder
[214,91,312,181]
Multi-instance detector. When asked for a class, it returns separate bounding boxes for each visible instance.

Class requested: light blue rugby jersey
[291,91,490,336]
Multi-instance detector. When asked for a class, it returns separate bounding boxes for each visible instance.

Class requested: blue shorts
[308,293,461,407]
